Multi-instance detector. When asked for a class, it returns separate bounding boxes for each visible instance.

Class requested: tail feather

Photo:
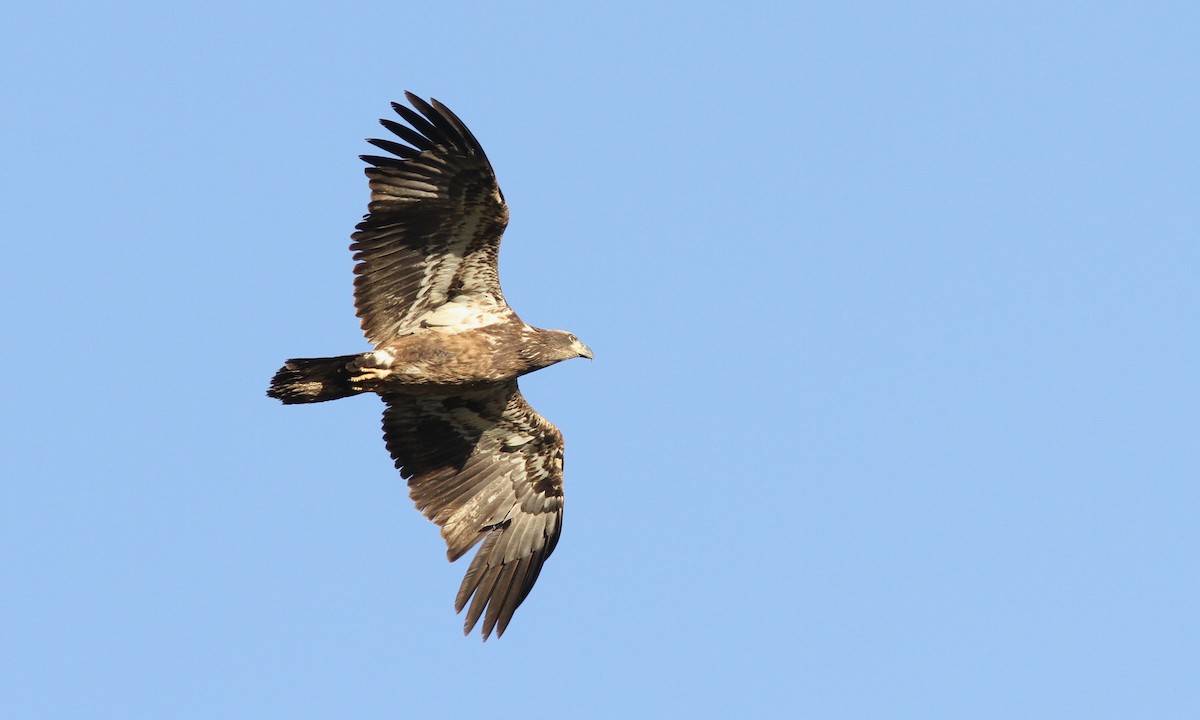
[267,355,363,404]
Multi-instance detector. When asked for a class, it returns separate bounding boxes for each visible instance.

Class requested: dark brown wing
[352,93,510,345]
[381,382,565,639]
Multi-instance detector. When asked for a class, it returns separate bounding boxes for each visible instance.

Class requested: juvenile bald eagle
[268,93,591,639]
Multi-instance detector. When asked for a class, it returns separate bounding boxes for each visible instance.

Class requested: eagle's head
[526,329,593,369]
[564,332,594,361]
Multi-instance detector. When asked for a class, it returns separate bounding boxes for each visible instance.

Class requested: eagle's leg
[347,349,396,385]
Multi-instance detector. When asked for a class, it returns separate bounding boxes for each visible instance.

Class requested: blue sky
[3,2,1197,718]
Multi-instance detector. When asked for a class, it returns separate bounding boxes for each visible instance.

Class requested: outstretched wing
[381,382,565,639]
[352,92,510,345]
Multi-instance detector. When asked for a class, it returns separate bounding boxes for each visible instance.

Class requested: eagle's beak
[578,342,594,360]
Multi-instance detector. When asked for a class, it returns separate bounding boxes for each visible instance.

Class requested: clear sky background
[3,2,1197,718]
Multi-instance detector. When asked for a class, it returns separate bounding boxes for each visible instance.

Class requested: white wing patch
[417,294,508,333]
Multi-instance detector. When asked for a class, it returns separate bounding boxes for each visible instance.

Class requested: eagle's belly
[348,329,521,393]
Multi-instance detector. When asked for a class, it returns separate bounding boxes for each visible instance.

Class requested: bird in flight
[268,93,592,639]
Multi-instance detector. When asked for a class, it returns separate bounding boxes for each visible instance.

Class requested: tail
[267,355,364,404]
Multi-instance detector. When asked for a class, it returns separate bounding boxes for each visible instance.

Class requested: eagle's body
[267,94,590,639]
[272,315,578,399]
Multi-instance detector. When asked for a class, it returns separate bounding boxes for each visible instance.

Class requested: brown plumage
[267,93,591,639]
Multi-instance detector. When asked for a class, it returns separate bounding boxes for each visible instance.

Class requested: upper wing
[352,93,510,345]
[381,382,565,639]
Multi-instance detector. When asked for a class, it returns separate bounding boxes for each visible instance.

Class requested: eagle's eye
[567,334,578,343]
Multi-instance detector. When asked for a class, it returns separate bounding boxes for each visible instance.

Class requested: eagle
[267,93,592,639]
